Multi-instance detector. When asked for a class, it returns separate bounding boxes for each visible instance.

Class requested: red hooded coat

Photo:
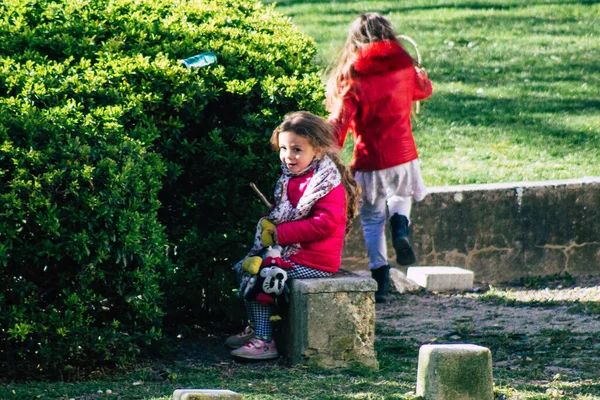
[275,170,346,273]
[329,40,433,172]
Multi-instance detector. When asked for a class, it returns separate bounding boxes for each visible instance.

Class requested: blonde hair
[326,13,415,111]
[270,111,360,231]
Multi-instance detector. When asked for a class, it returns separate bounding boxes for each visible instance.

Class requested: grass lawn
[272,0,600,186]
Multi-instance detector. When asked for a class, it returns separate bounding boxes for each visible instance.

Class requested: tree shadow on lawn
[277,0,600,25]
[418,14,598,36]
[425,92,599,145]
[273,0,598,9]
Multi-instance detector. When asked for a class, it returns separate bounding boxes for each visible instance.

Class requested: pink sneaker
[230,338,279,360]
[224,326,255,349]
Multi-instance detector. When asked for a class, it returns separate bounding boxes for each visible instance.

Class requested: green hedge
[0,59,169,378]
[0,0,324,378]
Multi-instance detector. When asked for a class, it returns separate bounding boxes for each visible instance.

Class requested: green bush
[0,0,324,377]
[0,58,169,379]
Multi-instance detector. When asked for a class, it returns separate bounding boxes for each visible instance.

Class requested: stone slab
[291,270,377,294]
[407,266,473,292]
[172,389,241,400]
[416,344,494,400]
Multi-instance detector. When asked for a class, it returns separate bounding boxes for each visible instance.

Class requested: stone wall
[342,177,600,283]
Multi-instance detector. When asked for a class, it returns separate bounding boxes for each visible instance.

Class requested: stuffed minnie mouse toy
[242,245,293,305]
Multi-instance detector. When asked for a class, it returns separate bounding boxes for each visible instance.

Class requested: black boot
[371,265,390,303]
[390,213,416,266]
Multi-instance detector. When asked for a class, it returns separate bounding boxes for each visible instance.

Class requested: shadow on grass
[277,0,600,37]
[272,0,599,11]
[423,92,600,145]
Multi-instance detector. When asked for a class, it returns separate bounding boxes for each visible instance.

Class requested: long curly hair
[270,111,360,232]
[326,13,415,111]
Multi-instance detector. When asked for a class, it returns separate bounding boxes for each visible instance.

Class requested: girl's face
[278,131,319,174]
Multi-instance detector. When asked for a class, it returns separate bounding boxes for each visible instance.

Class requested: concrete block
[416,344,494,400]
[281,271,378,369]
[172,389,242,400]
[407,266,474,292]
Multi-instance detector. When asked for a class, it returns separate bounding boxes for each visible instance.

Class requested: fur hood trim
[353,40,414,75]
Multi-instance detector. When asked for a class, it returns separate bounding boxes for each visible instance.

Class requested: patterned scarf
[248,155,341,259]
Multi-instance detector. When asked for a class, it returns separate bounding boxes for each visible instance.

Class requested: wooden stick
[249,182,273,208]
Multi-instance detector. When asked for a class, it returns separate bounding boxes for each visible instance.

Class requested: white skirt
[354,160,428,205]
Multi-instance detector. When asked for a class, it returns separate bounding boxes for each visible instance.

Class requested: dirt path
[376,276,600,382]
[378,285,600,341]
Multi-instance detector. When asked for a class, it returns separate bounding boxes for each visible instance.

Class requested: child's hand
[260,219,277,246]
[416,67,429,88]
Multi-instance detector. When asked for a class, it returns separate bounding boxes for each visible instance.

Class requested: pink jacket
[275,170,347,273]
[329,40,433,171]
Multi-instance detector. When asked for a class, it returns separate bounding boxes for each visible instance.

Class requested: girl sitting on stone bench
[227,111,360,360]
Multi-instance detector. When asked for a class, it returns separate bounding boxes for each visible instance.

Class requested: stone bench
[278,270,378,369]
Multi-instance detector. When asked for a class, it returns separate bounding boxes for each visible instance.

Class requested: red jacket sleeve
[276,185,346,245]
[413,68,433,101]
[328,92,358,149]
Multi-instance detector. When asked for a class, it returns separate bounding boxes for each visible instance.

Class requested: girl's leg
[243,264,331,341]
[360,198,391,302]
[387,196,416,266]
[286,263,333,280]
[230,279,278,360]
[359,197,389,270]
[230,299,278,359]
[231,262,330,360]
[387,196,412,221]
[245,299,273,340]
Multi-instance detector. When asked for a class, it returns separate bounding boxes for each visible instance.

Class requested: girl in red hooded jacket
[227,111,360,360]
[327,13,433,303]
